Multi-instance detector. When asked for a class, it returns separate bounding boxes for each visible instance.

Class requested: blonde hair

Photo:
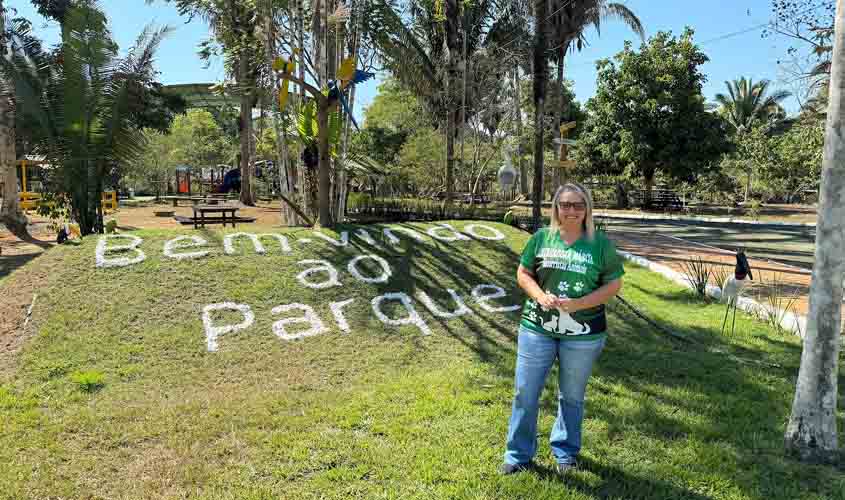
[549,182,595,241]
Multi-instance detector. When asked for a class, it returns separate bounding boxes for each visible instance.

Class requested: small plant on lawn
[679,256,712,298]
[756,273,801,336]
[71,370,105,393]
[712,264,732,293]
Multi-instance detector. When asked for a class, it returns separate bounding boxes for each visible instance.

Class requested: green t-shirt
[519,228,625,340]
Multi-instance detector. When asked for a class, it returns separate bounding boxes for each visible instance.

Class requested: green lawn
[0,222,842,499]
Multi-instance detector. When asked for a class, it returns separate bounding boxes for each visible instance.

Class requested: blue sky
[9,0,809,118]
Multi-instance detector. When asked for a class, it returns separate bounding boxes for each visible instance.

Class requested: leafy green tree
[762,119,824,202]
[575,29,729,203]
[4,2,175,234]
[363,79,426,132]
[365,0,503,206]
[169,109,235,170]
[125,129,176,198]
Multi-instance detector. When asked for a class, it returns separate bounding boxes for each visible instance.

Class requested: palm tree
[715,78,790,134]
[532,0,644,228]
[3,3,172,234]
[715,77,791,202]
[365,0,501,207]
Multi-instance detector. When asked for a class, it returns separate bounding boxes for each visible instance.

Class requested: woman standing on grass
[502,182,625,476]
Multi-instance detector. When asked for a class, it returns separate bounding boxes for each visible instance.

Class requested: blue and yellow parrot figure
[273,49,299,109]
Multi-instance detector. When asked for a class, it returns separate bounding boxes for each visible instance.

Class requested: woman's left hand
[556,298,583,314]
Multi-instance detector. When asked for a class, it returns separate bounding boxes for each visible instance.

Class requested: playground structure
[14,157,118,213]
[175,165,241,196]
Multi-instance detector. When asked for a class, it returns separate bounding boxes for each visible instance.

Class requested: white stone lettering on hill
[463,224,505,241]
[472,284,521,312]
[348,254,392,283]
[202,302,255,352]
[426,223,471,242]
[416,289,473,318]
[224,233,266,255]
[164,235,209,260]
[354,228,382,249]
[383,226,425,245]
[96,234,146,268]
[296,260,342,289]
[313,231,349,246]
[257,233,292,253]
[371,292,431,335]
[222,233,290,254]
[330,298,355,333]
[271,303,328,340]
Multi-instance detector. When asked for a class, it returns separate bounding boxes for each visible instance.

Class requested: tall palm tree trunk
[784,0,845,465]
[0,93,24,232]
[317,99,332,226]
[531,0,548,229]
[443,0,460,209]
[238,54,255,206]
[514,67,527,196]
[0,0,26,232]
[552,48,566,192]
[262,1,299,226]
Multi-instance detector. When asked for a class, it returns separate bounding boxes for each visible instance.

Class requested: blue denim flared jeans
[504,326,606,466]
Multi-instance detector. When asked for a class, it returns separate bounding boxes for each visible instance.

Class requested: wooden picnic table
[162,194,236,207]
[192,204,239,229]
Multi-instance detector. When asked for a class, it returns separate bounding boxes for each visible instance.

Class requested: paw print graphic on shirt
[573,281,585,293]
[557,282,570,295]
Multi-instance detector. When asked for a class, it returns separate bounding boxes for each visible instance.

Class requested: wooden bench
[192,205,239,229]
[637,189,683,211]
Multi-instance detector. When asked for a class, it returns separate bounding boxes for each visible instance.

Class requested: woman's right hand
[536,292,559,310]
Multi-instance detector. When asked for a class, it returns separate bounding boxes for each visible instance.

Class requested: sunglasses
[558,202,587,211]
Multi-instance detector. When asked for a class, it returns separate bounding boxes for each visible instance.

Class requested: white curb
[597,212,816,228]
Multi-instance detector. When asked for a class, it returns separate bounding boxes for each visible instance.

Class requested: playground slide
[216,169,241,194]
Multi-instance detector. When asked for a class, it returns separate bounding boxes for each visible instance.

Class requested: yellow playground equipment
[17,157,44,211]
[16,158,117,212]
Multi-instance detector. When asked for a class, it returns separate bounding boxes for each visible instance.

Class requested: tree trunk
[784,0,845,465]
[514,68,527,196]
[643,170,654,206]
[443,0,460,209]
[317,99,332,227]
[238,54,255,206]
[262,1,300,226]
[531,0,548,229]
[0,0,26,233]
[552,49,567,192]
[0,100,25,232]
[745,158,752,203]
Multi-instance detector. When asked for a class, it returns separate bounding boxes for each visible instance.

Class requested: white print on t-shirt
[542,312,591,336]
[537,248,593,275]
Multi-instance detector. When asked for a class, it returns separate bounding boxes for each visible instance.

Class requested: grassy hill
[0,222,842,499]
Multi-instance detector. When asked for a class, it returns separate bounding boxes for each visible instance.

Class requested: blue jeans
[504,326,606,465]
